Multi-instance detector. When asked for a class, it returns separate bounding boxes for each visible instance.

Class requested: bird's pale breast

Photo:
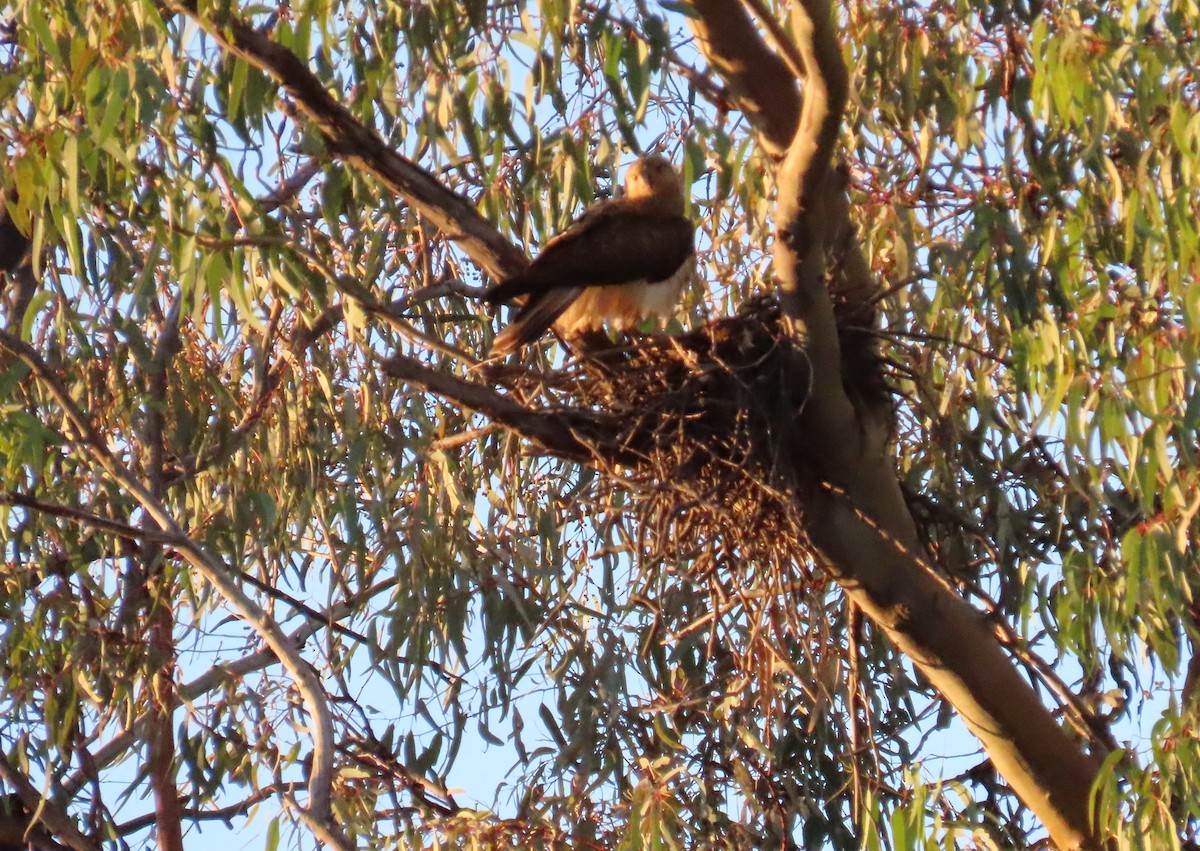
[554,255,694,336]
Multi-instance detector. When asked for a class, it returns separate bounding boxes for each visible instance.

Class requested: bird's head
[624,154,685,214]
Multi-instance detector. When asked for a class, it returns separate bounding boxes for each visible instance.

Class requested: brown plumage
[485,155,695,355]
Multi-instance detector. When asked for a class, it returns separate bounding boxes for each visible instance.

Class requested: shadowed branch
[161,0,528,282]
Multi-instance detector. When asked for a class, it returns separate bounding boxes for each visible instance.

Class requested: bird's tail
[489,286,582,356]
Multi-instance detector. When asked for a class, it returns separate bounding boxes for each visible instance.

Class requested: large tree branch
[686,1,883,423]
[0,332,351,851]
[689,3,1106,849]
[685,1,801,157]
[162,0,528,282]
[773,2,849,399]
[379,353,632,464]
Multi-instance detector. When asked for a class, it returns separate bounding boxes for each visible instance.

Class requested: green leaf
[658,1,702,19]
[96,67,131,148]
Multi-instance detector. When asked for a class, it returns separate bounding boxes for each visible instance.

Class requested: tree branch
[1184,603,1200,724]
[0,758,96,851]
[161,0,527,282]
[688,3,1106,848]
[112,782,306,837]
[685,0,884,422]
[163,303,342,485]
[684,1,801,157]
[0,332,351,851]
[2,490,464,694]
[379,353,630,464]
[60,578,398,799]
[773,1,850,399]
[0,815,68,851]
[742,0,810,83]
[139,296,186,851]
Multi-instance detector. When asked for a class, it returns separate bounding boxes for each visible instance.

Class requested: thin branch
[0,331,350,850]
[5,489,449,676]
[112,782,306,837]
[143,297,186,851]
[0,492,170,543]
[845,599,866,827]
[868,325,1015,368]
[163,303,342,485]
[391,278,488,313]
[429,424,498,452]
[61,578,398,799]
[7,486,441,683]
[162,0,527,282]
[258,160,323,215]
[3,487,393,662]
[369,302,480,366]
[1184,603,1200,724]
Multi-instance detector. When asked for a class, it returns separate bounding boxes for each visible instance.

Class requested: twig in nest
[500,295,823,600]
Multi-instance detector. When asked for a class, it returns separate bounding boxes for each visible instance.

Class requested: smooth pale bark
[690,2,1105,847]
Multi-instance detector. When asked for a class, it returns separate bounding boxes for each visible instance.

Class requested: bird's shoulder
[539,196,688,253]
[539,196,636,250]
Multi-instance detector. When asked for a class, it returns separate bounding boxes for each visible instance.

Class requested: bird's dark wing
[485,209,693,304]
[487,285,584,355]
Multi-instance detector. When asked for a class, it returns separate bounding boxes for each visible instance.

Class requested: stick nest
[500,295,823,591]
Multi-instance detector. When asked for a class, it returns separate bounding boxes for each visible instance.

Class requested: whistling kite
[485,154,695,355]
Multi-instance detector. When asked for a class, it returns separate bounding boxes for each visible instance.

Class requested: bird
[484,154,695,355]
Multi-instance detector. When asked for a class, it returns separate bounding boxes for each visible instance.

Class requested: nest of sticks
[500,295,828,591]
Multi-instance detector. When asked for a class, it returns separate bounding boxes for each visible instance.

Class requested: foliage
[0,0,1197,848]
